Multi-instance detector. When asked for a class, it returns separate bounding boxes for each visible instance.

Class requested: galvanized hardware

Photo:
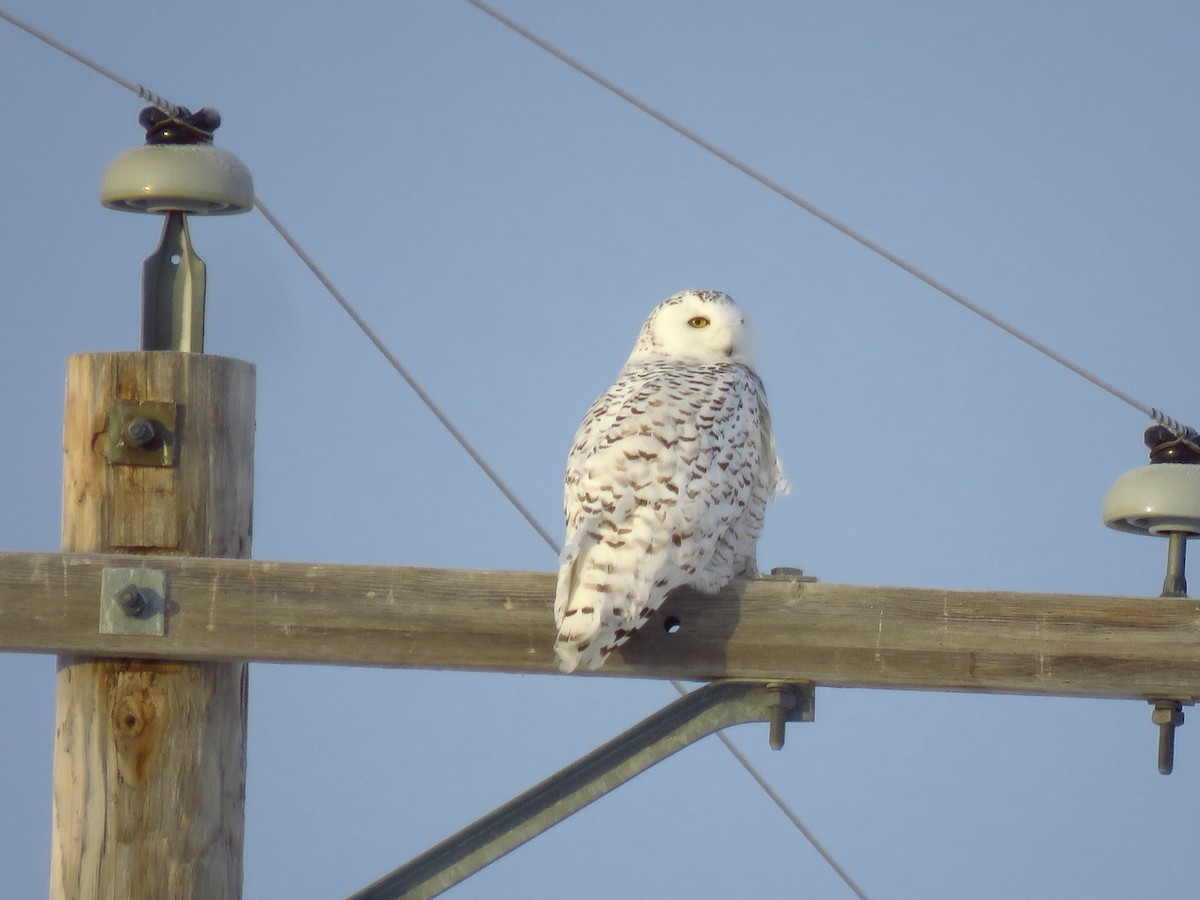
[347,680,816,900]
[765,681,814,750]
[1162,532,1188,599]
[769,566,819,582]
[116,585,148,616]
[1152,700,1186,775]
[762,572,818,751]
[100,567,167,636]
[104,399,177,467]
[122,417,158,450]
[143,210,207,352]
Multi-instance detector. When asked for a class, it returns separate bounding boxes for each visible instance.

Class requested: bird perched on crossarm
[554,289,787,672]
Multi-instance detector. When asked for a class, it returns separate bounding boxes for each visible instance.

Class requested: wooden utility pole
[52,351,254,899]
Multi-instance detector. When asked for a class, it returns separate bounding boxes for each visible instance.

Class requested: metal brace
[347,679,815,900]
[99,567,167,636]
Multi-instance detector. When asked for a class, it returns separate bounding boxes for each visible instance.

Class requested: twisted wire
[1151,409,1200,448]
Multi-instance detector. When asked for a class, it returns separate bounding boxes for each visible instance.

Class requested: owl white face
[628,290,756,366]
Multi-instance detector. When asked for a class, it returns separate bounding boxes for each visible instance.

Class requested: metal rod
[1158,720,1176,775]
[1161,532,1188,599]
[347,680,813,900]
[1153,535,1190,773]
[766,682,798,751]
[1152,700,1185,775]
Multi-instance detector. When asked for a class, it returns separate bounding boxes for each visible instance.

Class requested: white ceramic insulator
[100,144,253,215]
[1102,464,1200,536]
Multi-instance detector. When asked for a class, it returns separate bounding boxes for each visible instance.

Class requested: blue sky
[2,2,1199,897]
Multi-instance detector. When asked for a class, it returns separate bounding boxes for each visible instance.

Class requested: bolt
[116,585,147,617]
[766,683,797,751]
[1151,700,1185,775]
[768,707,787,751]
[123,417,159,450]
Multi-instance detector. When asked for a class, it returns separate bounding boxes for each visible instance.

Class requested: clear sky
[3,2,1199,897]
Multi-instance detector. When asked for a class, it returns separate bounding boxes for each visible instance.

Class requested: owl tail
[553,533,607,673]
[553,528,645,673]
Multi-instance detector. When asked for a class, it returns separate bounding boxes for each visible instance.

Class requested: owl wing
[554,363,773,672]
[671,365,775,588]
[556,366,682,671]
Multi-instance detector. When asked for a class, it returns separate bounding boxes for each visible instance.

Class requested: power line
[461,0,1197,445]
[0,8,181,116]
[677,678,872,900]
[254,198,562,555]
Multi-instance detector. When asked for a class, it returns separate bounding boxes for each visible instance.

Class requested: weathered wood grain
[4,550,1198,701]
[51,352,253,900]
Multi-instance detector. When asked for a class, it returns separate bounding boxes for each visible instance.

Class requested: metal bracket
[143,210,207,353]
[100,567,167,636]
[348,679,815,900]
[103,399,178,467]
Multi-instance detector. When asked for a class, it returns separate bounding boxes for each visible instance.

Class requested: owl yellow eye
[688,316,710,328]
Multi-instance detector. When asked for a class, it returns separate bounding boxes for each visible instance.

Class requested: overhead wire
[698,707,871,900]
[0,8,181,116]
[461,0,1198,447]
[253,199,562,555]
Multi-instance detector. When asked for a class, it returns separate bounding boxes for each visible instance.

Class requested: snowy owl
[554,289,787,673]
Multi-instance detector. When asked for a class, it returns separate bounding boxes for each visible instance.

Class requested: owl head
[627,290,756,366]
